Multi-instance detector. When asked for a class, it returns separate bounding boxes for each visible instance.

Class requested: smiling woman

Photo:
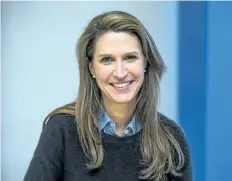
[90,32,145,135]
[90,32,145,117]
[24,11,192,181]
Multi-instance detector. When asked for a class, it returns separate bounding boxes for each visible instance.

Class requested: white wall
[2,2,178,180]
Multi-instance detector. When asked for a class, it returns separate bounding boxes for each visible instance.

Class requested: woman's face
[90,32,145,104]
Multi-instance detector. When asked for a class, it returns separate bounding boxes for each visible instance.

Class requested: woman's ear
[89,62,95,77]
[144,59,148,70]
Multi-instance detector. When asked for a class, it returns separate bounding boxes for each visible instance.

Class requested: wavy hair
[43,11,185,180]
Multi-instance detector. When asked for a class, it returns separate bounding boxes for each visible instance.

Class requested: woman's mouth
[110,81,134,90]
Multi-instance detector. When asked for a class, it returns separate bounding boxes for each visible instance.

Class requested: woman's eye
[101,57,113,64]
[124,55,137,62]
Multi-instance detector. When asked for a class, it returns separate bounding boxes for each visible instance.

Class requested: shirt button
[124,129,129,135]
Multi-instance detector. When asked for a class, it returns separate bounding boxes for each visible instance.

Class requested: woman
[24,11,192,181]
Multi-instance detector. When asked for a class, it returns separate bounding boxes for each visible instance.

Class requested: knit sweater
[24,113,192,181]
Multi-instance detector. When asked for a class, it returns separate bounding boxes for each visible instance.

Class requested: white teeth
[113,82,130,88]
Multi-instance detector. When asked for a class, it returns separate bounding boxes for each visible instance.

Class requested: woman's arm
[159,112,192,181]
[24,115,66,181]
[168,121,192,181]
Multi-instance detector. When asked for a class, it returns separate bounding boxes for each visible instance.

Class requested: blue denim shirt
[100,111,142,137]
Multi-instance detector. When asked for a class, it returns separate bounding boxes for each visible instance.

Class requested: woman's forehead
[94,32,142,55]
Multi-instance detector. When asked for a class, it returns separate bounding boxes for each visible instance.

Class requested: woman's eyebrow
[97,53,113,58]
[97,51,140,58]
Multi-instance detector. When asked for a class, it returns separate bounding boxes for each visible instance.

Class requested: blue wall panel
[178,2,232,180]
[178,2,207,180]
[206,2,232,180]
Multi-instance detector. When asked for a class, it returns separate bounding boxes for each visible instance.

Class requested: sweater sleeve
[159,112,192,181]
[174,125,192,181]
[167,121,192,181]
[24,114,66,181]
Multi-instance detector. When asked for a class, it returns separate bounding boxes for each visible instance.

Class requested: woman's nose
[114,60,128,79]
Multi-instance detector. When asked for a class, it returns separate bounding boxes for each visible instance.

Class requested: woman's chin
[110,94,135,104]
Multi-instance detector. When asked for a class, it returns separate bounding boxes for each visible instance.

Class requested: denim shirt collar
[99,110,142,136]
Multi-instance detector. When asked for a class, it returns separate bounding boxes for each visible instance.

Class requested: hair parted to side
[43,11,185,180]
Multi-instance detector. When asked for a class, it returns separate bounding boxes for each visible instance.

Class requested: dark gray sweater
[24,113,192,181]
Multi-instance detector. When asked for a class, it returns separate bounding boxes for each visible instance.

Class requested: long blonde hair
[43,11,185,180]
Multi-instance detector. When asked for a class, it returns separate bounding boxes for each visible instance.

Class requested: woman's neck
[103,98,136,135]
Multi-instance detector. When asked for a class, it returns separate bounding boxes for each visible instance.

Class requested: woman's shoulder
[158,112,190,154]
[158,112,186,139]
[43,113,77,131]
[40,113,79,145]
